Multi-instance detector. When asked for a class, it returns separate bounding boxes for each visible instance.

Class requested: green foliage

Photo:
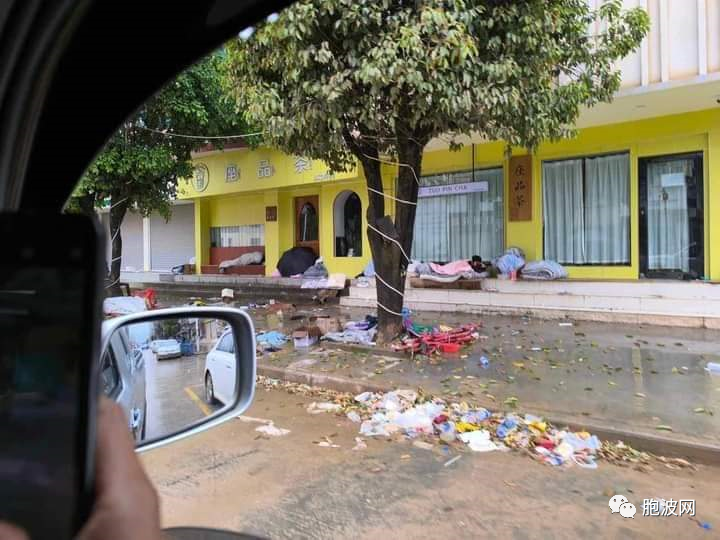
[71,52,251,219]
[224,0,649,168]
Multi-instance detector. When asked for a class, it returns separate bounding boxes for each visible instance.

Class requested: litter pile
[392,309,480,355]
[255,375,696,472]
[348,389,601,468]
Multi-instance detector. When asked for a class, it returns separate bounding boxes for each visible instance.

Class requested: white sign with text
[418,181,488,198]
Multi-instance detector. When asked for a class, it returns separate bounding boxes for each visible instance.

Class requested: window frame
[410,165,505,262]
[217,333,233,353]
[542,151,632,267]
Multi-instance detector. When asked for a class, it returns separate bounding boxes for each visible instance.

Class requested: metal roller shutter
[120,212,144,272]
[150,203,195,271]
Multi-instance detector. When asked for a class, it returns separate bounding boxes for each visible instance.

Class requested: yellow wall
[207,193,265,226]
[190,108,720,280]
[524,109,715,279]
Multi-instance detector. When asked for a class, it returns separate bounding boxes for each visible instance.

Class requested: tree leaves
[224,0,649,166]
[70,52,254,218]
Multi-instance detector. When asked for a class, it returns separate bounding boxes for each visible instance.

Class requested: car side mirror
[100,307,255,452]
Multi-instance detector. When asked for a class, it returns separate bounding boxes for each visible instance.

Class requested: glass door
[639,153,704,279]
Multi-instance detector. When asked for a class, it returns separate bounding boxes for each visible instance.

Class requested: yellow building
[179,1,720,283]
[180,102,719,282]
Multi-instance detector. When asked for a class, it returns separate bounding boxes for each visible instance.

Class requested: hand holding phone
[0,213,103,539]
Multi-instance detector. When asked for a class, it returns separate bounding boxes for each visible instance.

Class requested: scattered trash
[443,455,462,467]
[256,345,698,471]
[256,331,287,351]
[292,326,322,348]
[705,362,720,375]
[479,356,490,368]
[312,316,343,335]
[459,430,498,452]
[437,421,457,443]
[221,288,234,302]
[558,322,574,327]
[307,401,343,414]
[413,441,434,451]
[255,423,290,437]
[317,441,340,448]
[352,437,367,451]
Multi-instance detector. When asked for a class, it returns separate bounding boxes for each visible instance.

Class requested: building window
[334,191,362,257]
[542,152,630,265]
[412,168,504,262]
[210,225,265,247]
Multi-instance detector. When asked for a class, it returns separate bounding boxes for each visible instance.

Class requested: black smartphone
[0,212,103,539]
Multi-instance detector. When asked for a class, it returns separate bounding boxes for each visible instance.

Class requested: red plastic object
[440,342,461,353]
[132,287,157,309]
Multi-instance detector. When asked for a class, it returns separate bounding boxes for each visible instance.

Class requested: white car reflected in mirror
[204,329,237,406]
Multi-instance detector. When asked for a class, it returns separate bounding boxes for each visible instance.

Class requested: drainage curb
[257,363,720,466]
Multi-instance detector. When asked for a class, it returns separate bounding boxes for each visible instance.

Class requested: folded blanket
[521,260,568,280]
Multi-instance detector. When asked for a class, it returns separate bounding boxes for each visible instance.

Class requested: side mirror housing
[100,307,256,451]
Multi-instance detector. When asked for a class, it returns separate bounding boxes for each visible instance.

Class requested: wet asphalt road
[143,349,221,442]
[143,387,720,539]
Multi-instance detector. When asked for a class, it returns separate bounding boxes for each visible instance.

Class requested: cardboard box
[292,326,322,348]
[311,316,342,335]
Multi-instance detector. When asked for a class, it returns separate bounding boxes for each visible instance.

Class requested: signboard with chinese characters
[193,163,209,192]
[257,160,274,178]
[265,206,277,222]
[225,164,238,182]
[294,156,312,174]
[418,181,488,198]
[509,155,532,221]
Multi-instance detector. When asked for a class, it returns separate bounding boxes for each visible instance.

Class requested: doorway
[639,152,704,279]
[295,195,319,255]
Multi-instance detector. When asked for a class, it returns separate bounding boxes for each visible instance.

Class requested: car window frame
[217,333,232,353]
[100,345,122,400]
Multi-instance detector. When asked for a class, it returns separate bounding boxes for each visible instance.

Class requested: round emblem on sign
[193,163,210,192]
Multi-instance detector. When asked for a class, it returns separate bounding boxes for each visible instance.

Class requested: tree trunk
[344,128,425,343]
[107,194,128,297]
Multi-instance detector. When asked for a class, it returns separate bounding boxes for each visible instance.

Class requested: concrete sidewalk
[251,305,720,455]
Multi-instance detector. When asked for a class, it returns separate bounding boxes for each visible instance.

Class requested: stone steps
[342,278,720,328]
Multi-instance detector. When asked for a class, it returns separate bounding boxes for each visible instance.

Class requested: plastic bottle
[437,421,457,443]
[479,356,490,368]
